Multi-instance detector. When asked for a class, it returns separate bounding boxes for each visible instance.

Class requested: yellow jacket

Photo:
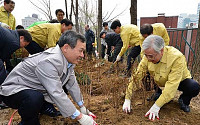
[119,24,140,57]
[125,46,191,107]
[140,23,170,47]
[0,6,16,30]
[28,23,62,48]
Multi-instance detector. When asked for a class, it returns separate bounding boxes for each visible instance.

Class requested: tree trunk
[130,0,137,25]
[65,0,68,19]
[192,10,200,81]
[69,0,73,21]
[97,0,102,57]
[75,0,79,32]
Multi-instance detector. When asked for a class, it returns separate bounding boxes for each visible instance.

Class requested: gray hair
[142,35,164,53]
[58,30,85,48]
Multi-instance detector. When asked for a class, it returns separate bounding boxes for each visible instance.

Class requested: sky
[4,0,200,25]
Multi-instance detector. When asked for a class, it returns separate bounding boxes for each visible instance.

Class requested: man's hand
[78,114,97,125]
[80,106,96,119]
[115,55,121,62]
[122,99,131,113]
[104,54,108,60]
[0,22,10,29]
[145,103,160,121]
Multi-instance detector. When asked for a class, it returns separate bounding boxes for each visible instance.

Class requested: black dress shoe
[147,93,161,101]
[178,98,190,112]
[40,103,61,117]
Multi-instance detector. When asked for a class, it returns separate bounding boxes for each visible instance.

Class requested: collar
[0,6,9,13]
[44,45,75,74]
[159,47,167,64]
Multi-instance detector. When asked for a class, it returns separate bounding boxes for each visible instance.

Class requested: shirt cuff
[71,109,80,119]
[77,101,83,107]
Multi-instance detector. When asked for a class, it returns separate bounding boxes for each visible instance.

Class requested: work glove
[115,55,121,62]
[145,103,160,121]
[104,54,108,60]
[122,99,131,113]
[78,114,97,125]
[0,22,10,29]
[80,106,96,119]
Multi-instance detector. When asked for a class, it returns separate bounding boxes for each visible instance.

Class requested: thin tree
[29,0,53,20]
[74,0,79,32]
[65,0,69,19]
[103,5,127,23]
[69,0,74,21]
[130,0,137,25]
[98,0,102,55]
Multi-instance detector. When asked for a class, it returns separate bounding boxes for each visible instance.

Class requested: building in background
[140,13,178,28]
[22,14,44,29]
[178,13,198,28]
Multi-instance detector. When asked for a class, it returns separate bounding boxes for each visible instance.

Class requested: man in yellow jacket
[123,35,199,120]
[111,20,141,75]
[25,19,73,54]
[140,23,170,48]
[0,0,16,30]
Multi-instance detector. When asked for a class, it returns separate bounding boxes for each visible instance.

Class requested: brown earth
[1,59,200,125]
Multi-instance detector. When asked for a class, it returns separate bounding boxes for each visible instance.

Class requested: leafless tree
[65,0,69,19]
[69,0,74,21]
[28,0,53,21]
[102,5,127,23]
[98,0,102,54]
[78,0,97,32]
[74,0,79,32]
[130,0,137,25]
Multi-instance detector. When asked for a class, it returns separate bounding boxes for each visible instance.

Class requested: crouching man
[0,31,97,125]
[122,35,199,121]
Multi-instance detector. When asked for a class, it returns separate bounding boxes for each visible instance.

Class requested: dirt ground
[1,59,200,125]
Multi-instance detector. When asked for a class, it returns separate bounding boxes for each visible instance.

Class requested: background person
[0,27,32,108]
[100,22,113,59]
[0,0,16,29]
[84,24,95,59]
[25,19,73,54]
[111,20,141,76]
[55,9,65,22]
[0,31,97,125]
[122,35,200,121]
[100,31,123,62]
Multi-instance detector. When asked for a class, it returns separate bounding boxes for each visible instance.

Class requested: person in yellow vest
[0,0,16,75]
[0,0,16,30]
[25,19,73,54]
[140,23,170,47]
[122,35,199,121]
[110,20,141,76]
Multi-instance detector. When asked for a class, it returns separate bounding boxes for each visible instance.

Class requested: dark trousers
[112,42,123,62]
[0,59,6,85]
[101,44,106,59]
[156,78,200,105]
[127,45,141,71]
[25,40,44,55]
[1,89,45,125]
[86,43,93,55]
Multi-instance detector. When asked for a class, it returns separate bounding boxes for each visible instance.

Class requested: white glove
[80,106,96,118]
[122,99,131,113]
[0,22,10,29]
[104,54,108,60]
[145,103,160,121]
[78,114,97,125]
[116,55,121,62]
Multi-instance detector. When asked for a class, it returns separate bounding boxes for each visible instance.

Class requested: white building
[22,14,44,29]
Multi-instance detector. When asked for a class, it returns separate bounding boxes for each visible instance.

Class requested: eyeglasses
[144,53,158,60]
